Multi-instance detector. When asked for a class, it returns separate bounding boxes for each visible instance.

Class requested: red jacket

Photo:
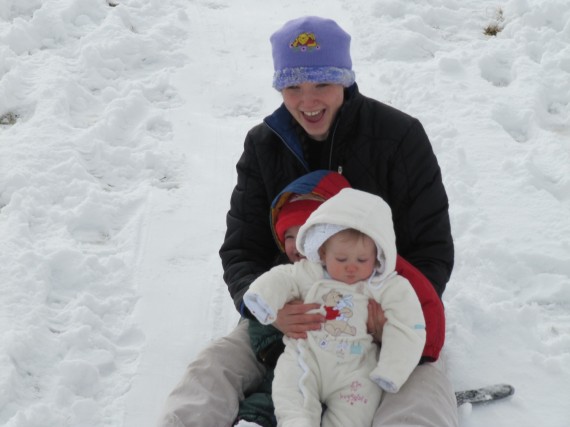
[266,170,446,362]
[271,171,446,362]
[396,255,445,362]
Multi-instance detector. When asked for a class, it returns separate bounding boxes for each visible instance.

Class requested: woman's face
[281,83,344,141]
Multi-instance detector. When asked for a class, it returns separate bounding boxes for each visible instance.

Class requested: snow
[0,0,569,426]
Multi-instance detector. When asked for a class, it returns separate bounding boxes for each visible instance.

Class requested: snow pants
[157,319,265,427]
[156,319,458,427]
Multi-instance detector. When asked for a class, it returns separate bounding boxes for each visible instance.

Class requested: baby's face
[321,233,377,284]
[283,225,304,262]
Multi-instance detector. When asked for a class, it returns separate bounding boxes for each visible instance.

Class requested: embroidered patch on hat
[290,32,320,52]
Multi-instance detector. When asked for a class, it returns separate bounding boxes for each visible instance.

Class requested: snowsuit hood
[297,188,397,283]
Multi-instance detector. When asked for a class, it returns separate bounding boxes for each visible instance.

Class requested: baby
[244,188,426,427]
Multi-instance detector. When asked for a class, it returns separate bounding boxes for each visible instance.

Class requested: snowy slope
[1,1,569,426]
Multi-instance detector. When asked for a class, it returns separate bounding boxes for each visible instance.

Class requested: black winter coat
[220,84,454,313]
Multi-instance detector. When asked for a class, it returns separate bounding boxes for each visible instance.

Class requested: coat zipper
[328,115,343,174]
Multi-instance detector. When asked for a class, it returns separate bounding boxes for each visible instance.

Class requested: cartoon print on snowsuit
[322,290,356,337]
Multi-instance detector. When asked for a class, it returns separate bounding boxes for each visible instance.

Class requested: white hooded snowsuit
[244,188,426,427]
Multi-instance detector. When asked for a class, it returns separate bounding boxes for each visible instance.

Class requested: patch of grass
[484,7,505,36]
[484,22,503,36]
[0,112,19,125]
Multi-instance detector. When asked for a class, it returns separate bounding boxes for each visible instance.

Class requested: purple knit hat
[270,16,355,91]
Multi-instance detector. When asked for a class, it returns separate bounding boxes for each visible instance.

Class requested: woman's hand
[273,300,324,339]
[367,299,386,343]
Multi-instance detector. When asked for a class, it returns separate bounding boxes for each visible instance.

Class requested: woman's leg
[157,319,266,427]
[372,357,458,427]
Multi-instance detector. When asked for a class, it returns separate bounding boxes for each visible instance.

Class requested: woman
[159,16,457,427]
